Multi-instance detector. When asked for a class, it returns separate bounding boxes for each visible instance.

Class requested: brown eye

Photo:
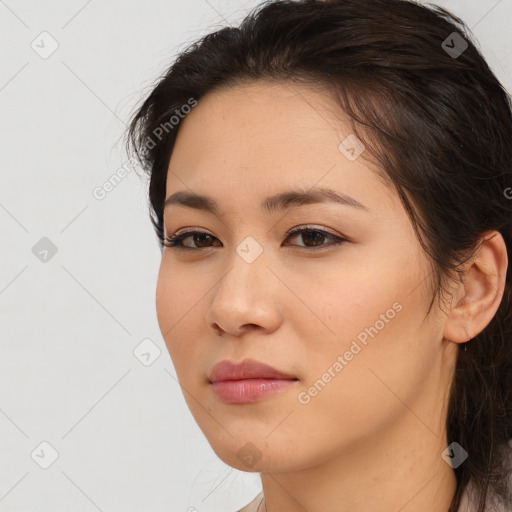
[284,226,347,250]
[163,231,220,249]
[287,229,332,247]
[188,233,216,248]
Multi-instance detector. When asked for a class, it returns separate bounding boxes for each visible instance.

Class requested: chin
[204,432,306,473]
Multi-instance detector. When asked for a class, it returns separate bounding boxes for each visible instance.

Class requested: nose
[205,246,282,337]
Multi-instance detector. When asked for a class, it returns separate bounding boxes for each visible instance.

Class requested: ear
[443,231,508,344]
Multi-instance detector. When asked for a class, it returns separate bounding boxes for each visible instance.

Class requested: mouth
[210,378,298,404]
[208,358,297,381]
[208,358,299,404]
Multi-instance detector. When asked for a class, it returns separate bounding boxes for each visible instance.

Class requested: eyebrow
[163,187,369,215]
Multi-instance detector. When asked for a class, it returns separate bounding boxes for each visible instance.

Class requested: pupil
[195,233,212,247]
[304,231,323,246]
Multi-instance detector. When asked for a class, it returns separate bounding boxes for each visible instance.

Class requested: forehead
[165,80,394,210]
[174,79,348,147]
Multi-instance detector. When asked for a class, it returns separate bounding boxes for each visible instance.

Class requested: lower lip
[210,378,298,404]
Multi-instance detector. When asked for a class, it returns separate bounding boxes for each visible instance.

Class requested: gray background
[1,1,511,511]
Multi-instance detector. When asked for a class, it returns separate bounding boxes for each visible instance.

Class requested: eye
[162,225,348,251]
[163,229,220,249]
[284,225,347,249]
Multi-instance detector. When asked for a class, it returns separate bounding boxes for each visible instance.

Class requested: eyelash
[161,225,348,251]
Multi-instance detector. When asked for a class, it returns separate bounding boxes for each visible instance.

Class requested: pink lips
[208,358,298,404]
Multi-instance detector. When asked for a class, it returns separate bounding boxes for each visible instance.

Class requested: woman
[126,0,512,510]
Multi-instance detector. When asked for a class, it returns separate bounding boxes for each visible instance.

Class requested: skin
[155,80,508,512]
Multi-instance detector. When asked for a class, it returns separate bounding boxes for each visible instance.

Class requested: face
[156,80,456,472]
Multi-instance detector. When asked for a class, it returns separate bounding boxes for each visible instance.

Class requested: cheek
[155,258,197,335]
[155,263,190,360]
[295,264,399,360]
[155,261,208,382]
[303,280,436,414]
[155,264,174,339]
[296,249,435,400]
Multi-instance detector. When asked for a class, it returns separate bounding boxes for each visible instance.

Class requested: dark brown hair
[126,1,512,510]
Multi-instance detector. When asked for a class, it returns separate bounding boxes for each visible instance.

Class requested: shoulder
[236,491,263,512]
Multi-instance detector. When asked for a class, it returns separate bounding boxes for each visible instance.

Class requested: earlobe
[443,231,508,345]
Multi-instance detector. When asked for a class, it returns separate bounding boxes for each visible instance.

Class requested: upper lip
[208,358,298,382]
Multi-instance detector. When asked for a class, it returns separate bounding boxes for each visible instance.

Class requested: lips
[208,358,299,404]
[208,358,298,383]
